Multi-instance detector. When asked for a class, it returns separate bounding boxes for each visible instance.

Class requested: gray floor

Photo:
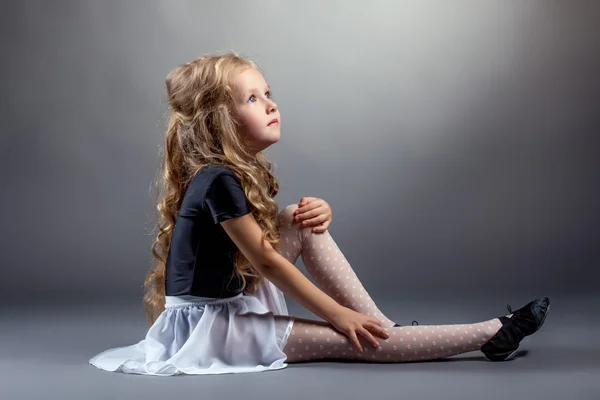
[2,292,599,400]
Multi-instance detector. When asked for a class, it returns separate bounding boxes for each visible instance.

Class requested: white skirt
[89,277,295,376]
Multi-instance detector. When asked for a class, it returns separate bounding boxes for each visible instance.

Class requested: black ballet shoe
[481,297,550,362]
[393,320,419,327]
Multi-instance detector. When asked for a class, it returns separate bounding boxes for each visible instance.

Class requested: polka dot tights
[277,204,397,329]
[275,204,503,363]
[285,317,503,362]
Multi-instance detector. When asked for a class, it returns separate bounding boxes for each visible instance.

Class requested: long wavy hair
[142,51,282,325]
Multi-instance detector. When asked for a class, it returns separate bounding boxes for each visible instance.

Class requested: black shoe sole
[483,303,550,362]
[484,345,520,362]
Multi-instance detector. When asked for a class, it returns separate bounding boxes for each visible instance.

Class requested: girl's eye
[247,91,272,103]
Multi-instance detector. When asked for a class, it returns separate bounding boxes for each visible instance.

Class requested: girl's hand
[327,306,390,353]
[294,197,332,233]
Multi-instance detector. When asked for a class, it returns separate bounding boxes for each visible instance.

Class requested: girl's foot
[481,297,550,361]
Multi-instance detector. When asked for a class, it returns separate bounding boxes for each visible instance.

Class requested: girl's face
[230,67,280,155]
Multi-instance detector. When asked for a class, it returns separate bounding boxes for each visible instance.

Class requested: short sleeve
[204,172,251,224]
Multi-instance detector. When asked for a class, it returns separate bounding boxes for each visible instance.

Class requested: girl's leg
[277,204,396,328]
[274,204,504,363]
[282,315,503,363]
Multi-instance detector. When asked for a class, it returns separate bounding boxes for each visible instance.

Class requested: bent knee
[278,203,300,226]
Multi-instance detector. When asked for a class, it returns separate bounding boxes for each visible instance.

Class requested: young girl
[89,51,550,376]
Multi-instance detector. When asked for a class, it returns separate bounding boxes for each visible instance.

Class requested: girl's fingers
[358,327,380,349]
[364,322,389,339]
[302,216,322,227]
[373,324,390,339]
[348,331,363,353]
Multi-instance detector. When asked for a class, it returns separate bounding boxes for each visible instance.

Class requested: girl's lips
[268,120,279,126]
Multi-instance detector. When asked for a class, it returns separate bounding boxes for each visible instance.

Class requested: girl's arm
[221,213,342,322]
[222,212,389,352]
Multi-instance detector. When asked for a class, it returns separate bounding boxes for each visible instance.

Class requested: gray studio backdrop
[1,1,598,307]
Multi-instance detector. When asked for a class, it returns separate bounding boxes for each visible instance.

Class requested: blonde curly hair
[143,51,282,325]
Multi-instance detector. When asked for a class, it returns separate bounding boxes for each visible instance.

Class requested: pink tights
[275,204,503,363]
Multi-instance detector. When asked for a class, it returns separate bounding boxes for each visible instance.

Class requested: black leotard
[165,165,251,298]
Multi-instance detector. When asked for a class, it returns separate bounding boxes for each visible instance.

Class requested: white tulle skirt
[89,277,295,376]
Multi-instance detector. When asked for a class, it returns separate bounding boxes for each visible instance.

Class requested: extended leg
[282,316,503,363]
